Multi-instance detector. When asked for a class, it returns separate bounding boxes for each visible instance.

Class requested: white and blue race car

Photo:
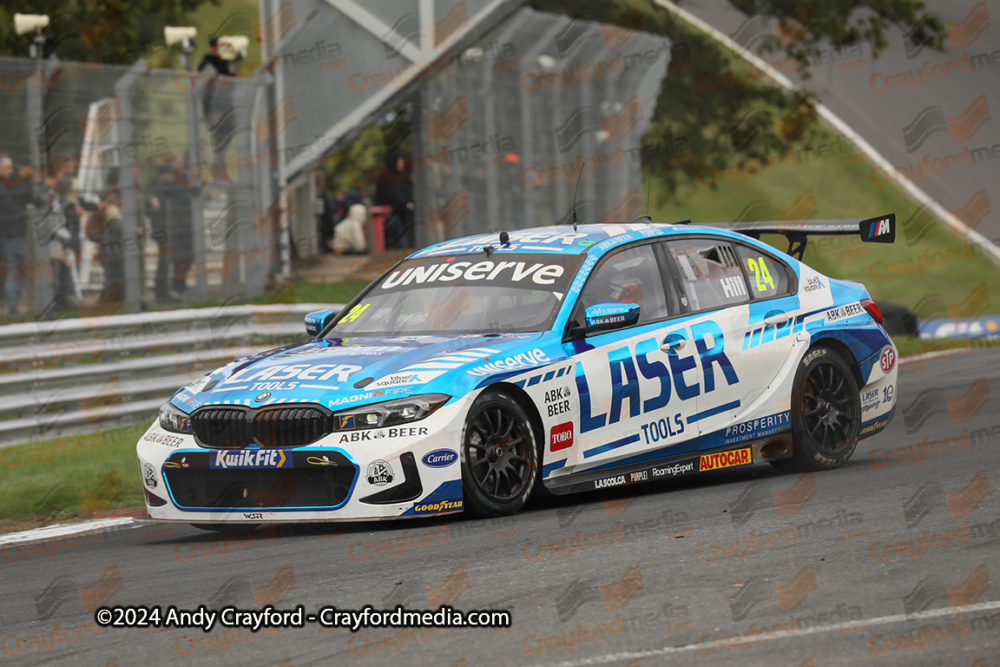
[137,216,898,525]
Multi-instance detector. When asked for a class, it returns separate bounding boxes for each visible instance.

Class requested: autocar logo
[367,460,395,486]
[256,392,271,402]
[421,449,458,468]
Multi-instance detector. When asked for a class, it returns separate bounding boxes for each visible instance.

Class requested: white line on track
[0,517,138,546]
[537,600,1000,666]
[653,0,1000,266]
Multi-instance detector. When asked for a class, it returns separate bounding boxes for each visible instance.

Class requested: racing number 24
[746,257,775,293]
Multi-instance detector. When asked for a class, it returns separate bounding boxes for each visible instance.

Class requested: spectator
[0,154,29,315]
[146,164,178,302]
[374,152,414,249]
[198,37,235,76]
[88,168,126,301]
[332,203,368,255]
[49,174,82,305]
[199,36,237,172]
[315,171,336,255]
[165,155,194,295]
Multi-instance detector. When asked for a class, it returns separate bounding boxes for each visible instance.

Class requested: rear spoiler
[701,214,895,260]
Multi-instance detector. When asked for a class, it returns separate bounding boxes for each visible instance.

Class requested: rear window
[733,243,797,298]
[331,253,582,336]
[662,239,750,312]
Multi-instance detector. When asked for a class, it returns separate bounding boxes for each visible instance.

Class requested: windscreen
[331,253,583,336]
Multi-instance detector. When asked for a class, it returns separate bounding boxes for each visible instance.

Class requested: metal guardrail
[0,303,343,448]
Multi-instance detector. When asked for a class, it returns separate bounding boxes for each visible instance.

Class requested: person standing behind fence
[145,165,178,302]
[375,152,415,249]
[165,155,194,296]
[49,174,82,305]
[0,154,29,315]
[85,168,126,303]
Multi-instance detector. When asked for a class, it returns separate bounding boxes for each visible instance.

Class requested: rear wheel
[460,391,539,517]
[772,346,861,472]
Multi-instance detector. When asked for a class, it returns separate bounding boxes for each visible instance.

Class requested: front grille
[192,404,332,448]
[163,450,357,510]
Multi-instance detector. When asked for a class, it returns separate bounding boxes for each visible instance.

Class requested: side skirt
[543,435,793,496]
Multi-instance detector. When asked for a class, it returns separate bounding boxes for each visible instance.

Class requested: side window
[662,239,749,312]
[734,243,796,298]
[577,244,671,326]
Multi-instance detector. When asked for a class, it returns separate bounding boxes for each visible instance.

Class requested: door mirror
[305,309,337,337]
[580,303,640,335]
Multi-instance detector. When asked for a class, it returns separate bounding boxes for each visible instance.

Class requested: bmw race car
[137,216,899,525]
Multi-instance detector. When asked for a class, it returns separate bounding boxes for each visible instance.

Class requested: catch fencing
[0,54,283,319]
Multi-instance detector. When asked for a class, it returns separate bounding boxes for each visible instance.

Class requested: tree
[0,0,220,64]
[528,0,947,200]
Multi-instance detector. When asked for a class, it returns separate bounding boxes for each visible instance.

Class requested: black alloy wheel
[773,346,861,472]
[461,391,539,517]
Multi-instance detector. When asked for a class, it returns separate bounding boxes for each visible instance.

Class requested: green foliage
[0,0,220,65]
[529,0,947,201]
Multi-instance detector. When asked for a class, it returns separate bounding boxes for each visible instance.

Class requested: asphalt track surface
[0,348,997,666]
[681,0,1000,250]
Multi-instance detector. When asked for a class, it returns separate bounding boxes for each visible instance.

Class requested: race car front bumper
[136,398,470,523]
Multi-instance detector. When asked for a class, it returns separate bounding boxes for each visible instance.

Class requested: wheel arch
[488,381,546,458]
[809,337,864,391]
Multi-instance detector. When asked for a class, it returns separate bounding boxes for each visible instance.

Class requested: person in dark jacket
[145,165,179,302]
[50,174,82,305]
[374,152,415,249]
[0,153,29,315]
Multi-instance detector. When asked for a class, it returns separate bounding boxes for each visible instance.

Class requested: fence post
[113,61,148,314]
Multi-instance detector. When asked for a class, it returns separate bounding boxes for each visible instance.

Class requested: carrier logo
[422,449,458,468]
[211,449,291,469]
[550,422,574,452]
[699,448,751,471]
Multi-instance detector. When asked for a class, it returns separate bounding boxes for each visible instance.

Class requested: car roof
[409,222,750,258]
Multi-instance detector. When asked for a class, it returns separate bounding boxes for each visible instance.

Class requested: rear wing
[701,214,895,260]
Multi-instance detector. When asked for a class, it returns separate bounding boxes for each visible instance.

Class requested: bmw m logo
[255,393,271,402]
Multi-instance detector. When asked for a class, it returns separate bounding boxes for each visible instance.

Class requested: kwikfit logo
[211,449,290,469]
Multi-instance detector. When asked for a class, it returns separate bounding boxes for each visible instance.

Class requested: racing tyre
[773,346,861,472]
[461,391,539,517]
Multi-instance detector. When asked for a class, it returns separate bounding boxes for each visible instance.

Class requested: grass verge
[0,423,147,527]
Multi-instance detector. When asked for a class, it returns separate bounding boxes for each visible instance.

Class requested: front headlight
[159,401,192,434]
[331,394,450,430]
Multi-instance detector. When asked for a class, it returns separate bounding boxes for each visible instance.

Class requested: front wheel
[772,346,861,472]
[460,391,539,517]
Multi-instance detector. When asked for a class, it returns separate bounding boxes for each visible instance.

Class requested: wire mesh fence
[0,53,281,321]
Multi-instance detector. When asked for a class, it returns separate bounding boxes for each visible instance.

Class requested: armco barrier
[0,303,343,448]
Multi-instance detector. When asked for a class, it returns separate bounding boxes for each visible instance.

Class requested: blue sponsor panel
[400,480,463,516]
[919,317,1000,340]
[699,411,792,450]
[859,406,895,439]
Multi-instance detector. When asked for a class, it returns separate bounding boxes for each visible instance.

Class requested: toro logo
[422,449,458,468]
[880,346,896,373]
[550,422,574,452]
[211,449,291,469]
[699,448,751,472]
